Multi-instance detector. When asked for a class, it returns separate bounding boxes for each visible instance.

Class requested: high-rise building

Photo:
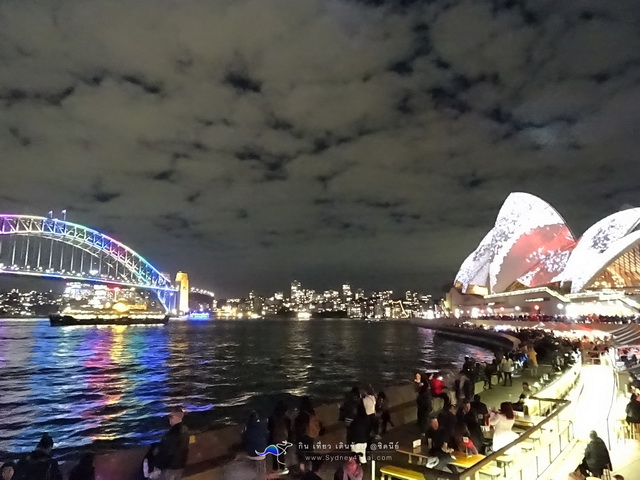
[291,280,302,303]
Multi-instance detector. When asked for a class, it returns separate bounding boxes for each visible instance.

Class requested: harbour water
[0,318,492,459]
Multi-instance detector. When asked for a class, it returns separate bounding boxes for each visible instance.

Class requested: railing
[390,361,582,480]
[454,398,573,480]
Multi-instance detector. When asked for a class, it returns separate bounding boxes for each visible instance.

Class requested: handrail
[457,397,573,479]
[415,362,580,479]
[604,351,620,449]
[410,396,574,479]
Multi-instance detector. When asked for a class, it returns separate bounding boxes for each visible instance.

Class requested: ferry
[49,301,169,327]
[50,313,169,327]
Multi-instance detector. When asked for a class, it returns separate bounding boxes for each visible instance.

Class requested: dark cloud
[0,0,639,296]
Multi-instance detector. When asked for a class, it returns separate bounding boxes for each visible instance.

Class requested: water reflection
[0,318,492,459]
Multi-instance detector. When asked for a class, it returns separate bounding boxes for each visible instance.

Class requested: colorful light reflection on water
[0,318,492,460]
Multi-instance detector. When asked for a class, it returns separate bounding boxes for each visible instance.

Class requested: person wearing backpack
[14,433,63,480]
[294,397,323,472]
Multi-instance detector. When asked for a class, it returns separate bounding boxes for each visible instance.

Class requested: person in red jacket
[430,374,450,409]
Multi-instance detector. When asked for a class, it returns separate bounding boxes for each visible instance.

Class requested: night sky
[1,0,639,297]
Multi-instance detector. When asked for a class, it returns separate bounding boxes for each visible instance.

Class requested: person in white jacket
[489,402,518,452]
[501,357,514,386]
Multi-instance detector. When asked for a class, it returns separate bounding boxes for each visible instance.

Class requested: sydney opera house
[446,192,640,318]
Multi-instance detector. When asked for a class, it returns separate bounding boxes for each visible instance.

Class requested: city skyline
[1,0,639,297]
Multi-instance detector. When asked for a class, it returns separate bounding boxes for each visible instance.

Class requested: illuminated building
[447,192,640,317]
[291,280,302,305]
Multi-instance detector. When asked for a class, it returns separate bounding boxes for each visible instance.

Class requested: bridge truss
[0,215,176,310]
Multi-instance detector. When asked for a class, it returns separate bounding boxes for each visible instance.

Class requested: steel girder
[0,215,174,291]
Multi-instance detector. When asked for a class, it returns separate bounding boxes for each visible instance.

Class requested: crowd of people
[455,314,640,324]
[2,326,635,480]
[0,406,190,480]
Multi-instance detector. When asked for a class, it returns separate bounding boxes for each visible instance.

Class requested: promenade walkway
[186,360,640,480]
[309,367,545,480]
[539,365,640,480]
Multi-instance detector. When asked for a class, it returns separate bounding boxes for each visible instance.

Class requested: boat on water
[50,296,170,327]
[50,313,169,327]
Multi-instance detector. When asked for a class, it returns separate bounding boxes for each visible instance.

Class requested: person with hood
[241,411,268,479]
[68,453,95,480]
[333,454,363,480]
[156,406,190,480]
[14,433,62,480]
[578,431,612,478]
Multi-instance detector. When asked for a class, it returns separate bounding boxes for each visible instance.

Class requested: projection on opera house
[450,192,640,316]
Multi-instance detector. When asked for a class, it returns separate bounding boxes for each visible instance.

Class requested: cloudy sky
[1,0,640,297]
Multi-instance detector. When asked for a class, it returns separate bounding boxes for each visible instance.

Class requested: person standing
[347,405,370,464]
[14,433,63,480]
[362,385,377,439]
[156,406,190,480]
[294,397,323,472]
[375,391,393,437]
[501,357,514,387]
[340,386,361,435]
[241,411,268,480]
[489,403,518,452]
[528,347,539,377]
[268,402,292,474]
[416,384,432,436]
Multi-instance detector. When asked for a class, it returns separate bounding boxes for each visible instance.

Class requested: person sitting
[430,374,450,409]
[625,393,640,424]
[458,400,486,454]
[453,421,478,455]
[511,394,529,414]
[471,394,488,425]
[578,430,612,478]
[14,433,63,480]
[333,454,363,480]
[424,417,454,473]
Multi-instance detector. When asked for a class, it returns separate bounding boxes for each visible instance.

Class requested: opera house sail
[450,193,640,317]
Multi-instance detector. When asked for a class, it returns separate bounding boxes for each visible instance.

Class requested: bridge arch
[0,215,173,294]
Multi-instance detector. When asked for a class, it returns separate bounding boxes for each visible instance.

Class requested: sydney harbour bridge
[0,214,213,313]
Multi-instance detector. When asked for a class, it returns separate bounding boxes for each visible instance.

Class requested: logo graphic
[255,441,293,465]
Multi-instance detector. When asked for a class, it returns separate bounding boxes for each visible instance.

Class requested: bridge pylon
[175,271,190,315]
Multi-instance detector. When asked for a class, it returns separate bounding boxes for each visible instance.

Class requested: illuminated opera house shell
[454,193,640,295]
